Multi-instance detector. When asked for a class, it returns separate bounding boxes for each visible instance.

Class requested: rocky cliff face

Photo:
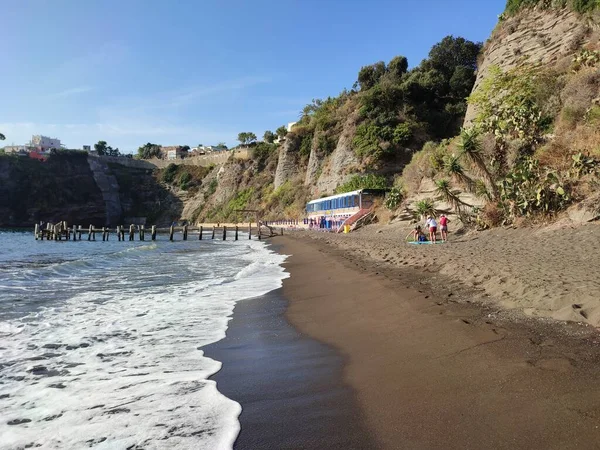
[0,154,180,227]
[274,134,302,189]
[314,114,360,195]
[465,7,598,125]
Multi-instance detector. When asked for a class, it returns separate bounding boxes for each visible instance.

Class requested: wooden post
[235,226,239,241]
[258,223,261,240]
[117,226,121,241]
[140,225,145,241]
[183,224,188,241]
[281,227,284,236]
[34,224,39,240]
[77,226,81,240]
[88,225,92,241]
[211,226,215,240]
[106,227,110,241]
[151,225,156,241]
[199,225,203,240]
[120,226,125,241]
[248,223,252,240]
[169,225,174,241]
[222,226,227,241]
[129,224,134,241]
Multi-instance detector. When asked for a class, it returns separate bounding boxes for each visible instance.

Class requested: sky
[0,0,506,153]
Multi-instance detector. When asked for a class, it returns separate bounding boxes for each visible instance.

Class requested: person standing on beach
[439,214,450,242]
[426,215,437,243]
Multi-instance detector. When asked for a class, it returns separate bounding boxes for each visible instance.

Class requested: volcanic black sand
[207,234,600,449]
[203,289,376,449]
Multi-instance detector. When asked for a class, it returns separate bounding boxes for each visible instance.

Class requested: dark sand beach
[204,290,376,449]
[276,234,600,450]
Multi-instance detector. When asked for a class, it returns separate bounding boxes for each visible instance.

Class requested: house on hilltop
[161,145,189,160]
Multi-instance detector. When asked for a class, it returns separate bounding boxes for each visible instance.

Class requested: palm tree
[0,133,5,140]
[414,198,436,221]
[444,155,474,192]
[435,179,473,215]
[458,127,499,200]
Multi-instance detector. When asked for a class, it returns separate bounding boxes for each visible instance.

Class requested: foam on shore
[0,234,288,449]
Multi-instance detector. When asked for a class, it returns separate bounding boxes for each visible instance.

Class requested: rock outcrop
[87,156,123,225]
[465,7,598,125]
[274,133,301,189]
[314,114,360,194]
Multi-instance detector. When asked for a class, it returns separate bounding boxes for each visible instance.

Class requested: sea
[0,230,289,449]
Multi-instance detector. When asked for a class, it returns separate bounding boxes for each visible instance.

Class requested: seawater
[0,230,288,449]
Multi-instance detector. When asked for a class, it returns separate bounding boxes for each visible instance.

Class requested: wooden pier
[34,221,284,242]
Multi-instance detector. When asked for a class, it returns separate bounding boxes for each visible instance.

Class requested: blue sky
[1,0,505,153]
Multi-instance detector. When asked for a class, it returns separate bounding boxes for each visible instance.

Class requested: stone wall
[148,149,249,169]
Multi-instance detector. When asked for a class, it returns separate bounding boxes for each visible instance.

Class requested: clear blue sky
[1,0,505,153]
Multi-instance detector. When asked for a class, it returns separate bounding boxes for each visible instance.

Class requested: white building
[31,135,62,151]
[82,145,91,152]
[3,145,31,154]
[199,145,228,153]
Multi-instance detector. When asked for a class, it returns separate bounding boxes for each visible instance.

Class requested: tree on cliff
[0,133,5,140]
[237,132,257,146]
[137,142,162,159]
[94,140,120,157]
[263,130,275,143]
[276,126,288,139]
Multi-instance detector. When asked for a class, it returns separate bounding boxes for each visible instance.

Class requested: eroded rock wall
[465,8,597,125]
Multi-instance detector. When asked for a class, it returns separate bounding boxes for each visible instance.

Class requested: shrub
[179,171,192,190]
[384,187,404,210]
[393,122,413,146]
[479,202,505,228]
[162,163,178,183]
[335,174,389,193]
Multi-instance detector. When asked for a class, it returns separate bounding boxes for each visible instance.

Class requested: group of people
[407,214,450,243]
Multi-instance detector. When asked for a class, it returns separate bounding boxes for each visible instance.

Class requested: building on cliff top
[161,145,189,160]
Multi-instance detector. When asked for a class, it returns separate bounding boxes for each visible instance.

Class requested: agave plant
[458,127,499,200]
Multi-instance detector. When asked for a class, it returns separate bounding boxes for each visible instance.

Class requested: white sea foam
[0,237,288,449]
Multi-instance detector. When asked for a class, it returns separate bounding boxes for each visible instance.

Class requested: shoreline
[203,289,376,449]
[277,234,600,449]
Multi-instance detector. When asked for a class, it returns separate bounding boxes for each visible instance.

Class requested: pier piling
[151,225,156,241]
[223,226,227,241]
[199,225,203,240]
[235,226,238,241]
[211,226,215,240]
[169,225,174,241]
[183,224,188,241]
[129,225,134,241]
[140,225,145,241]
[34,224,39,240]
[248,223,252,240]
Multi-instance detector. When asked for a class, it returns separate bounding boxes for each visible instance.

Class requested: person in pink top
[439,214,450,242]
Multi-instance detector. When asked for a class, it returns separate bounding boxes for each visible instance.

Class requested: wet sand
[279,234,600,449]
[203,290,376,449]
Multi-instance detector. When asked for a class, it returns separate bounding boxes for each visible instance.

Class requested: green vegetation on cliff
[504,0,600,16]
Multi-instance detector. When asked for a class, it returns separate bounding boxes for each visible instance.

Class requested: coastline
[277,234,600,449]
[203,289,376,449]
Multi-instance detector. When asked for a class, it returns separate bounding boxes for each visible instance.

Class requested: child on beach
[426,216,437,243]
[407,225,427,242]
[439,214,450,242]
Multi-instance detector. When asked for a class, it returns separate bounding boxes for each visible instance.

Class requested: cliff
[465,6,599,125]
[0,153,181,228]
